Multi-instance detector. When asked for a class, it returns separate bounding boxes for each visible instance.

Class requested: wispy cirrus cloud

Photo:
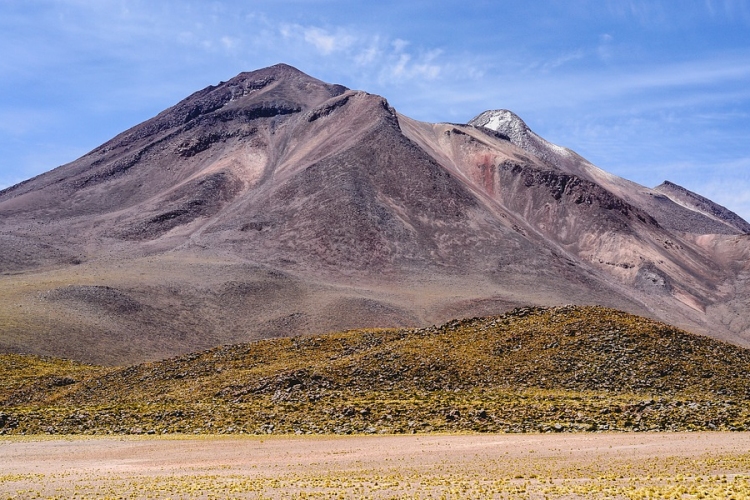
[384,45,443,81]
[280,24,355,55]
[523,50,586,73]
[704,0,750,22]
[681,157,750,219]
[276,22,456,85]
[1,1,749,219]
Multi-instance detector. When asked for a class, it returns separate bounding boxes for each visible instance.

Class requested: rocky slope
[0,64,748,364]
[2,306,750,435]
[654,180,750,234]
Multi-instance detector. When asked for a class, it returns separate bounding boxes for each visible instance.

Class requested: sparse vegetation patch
[3,306,750,435]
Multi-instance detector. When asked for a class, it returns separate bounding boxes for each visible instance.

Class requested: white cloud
[273,22,453,85]
[541,50,585,71]
[480,51,750,116]
[704,0,750,22]
[354,40,381,66]
[280,24,355,55]
[392,38,409,52]
[304,27,350,54]
[413,62,441,80]
[2,1,747,214]
[220,36,238,50]
[409,49,443,80]
[606,0,668,25]
[622,57,750,91]
[382,50,445,83]
[391,53,410,78]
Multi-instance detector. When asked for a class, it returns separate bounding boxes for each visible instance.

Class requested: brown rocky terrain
[3,306,750,436]
[0,63,748,364]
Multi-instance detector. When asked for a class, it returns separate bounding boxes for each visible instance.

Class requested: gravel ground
[2,432,750,498]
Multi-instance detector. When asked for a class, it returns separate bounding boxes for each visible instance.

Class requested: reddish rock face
[0,64,748,364]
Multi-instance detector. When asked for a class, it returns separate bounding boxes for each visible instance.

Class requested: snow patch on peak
[469,109,571,161]
[535,133,572,158]
[469,110,528,144]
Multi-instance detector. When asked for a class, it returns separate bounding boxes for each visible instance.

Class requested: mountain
[0,64,749,364]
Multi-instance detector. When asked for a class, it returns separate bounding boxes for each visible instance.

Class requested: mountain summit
[1,64,748,364]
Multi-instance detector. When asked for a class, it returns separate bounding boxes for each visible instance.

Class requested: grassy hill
[3,305,750,435]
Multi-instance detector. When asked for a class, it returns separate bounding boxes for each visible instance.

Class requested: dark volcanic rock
[655,180,750,234]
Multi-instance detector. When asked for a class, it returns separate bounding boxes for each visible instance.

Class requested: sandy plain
[2,432,750,498]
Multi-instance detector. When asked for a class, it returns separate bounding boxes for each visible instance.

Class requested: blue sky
[2,1,750,219]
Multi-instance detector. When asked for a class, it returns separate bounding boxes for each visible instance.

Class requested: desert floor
[2,432,750,498]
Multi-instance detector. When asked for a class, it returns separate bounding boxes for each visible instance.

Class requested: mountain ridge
[654,180,750,234]
[0,64,748,364]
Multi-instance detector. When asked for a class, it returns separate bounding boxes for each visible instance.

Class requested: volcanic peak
[469,109,573,165]
[469,109,529,143]
[1,63,750,365]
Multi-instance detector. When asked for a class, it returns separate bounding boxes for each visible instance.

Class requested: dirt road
[2,432,750,498]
